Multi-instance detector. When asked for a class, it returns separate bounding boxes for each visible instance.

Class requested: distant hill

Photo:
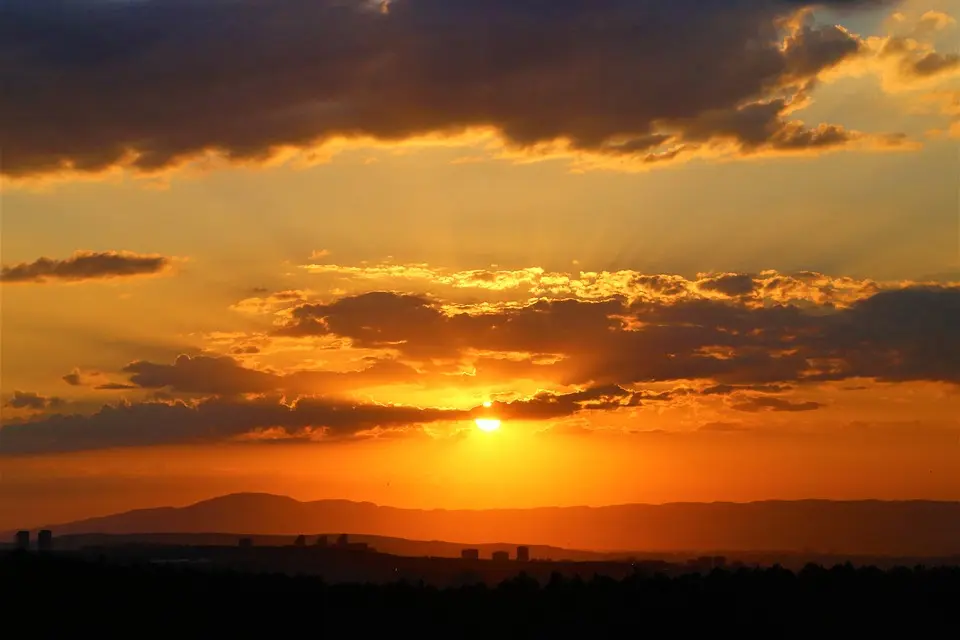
[11,494,960,556]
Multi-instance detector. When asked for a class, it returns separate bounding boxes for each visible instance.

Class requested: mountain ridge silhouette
[11,493,960,556]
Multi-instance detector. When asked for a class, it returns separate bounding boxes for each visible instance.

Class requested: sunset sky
[2,0,959,530]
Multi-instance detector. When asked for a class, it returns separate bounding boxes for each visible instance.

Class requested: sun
[474,400,500,431]
[475,418,501,432]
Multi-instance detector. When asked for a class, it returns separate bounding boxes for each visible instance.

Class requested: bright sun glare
[475,400,500,431]
[475,418,501,432]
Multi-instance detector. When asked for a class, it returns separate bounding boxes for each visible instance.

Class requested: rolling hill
[11,493,960,556]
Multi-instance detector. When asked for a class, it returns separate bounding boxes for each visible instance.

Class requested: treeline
[3,552,958,636]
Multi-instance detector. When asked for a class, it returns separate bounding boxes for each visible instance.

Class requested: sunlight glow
[475,418,501,432]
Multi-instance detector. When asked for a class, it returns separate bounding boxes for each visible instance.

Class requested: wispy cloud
[1,251,173,284]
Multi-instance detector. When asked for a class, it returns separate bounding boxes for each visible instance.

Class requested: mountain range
[11,493,960,556]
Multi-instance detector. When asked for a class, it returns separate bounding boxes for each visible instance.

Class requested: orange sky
[2,0,959,530]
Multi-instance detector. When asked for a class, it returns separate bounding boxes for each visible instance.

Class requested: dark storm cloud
[0,0,898,178]
[806,287,960,384]
[1,251,171,283]
[279,285,960,386]
[4,391,65,411]
[698,273,758,297]
[0,395,466,455]
[0,384,644,455]
[281,292,627,359]
[100,353,807,413]
[117,354,422,396]
[123,356,278,396]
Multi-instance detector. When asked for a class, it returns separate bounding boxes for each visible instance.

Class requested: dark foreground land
[4,552,959,637]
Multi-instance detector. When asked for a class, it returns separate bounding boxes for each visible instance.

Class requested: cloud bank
[4,267,959,455]
[1,0,913,180]
[4,391,65,411]
[278,285,960,386]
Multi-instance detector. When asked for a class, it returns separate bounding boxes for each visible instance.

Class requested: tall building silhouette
[37,530,53,552]
[516,546,530,562]
[461,548,479,560]
[337,533,349,547]
[14,531,29,551]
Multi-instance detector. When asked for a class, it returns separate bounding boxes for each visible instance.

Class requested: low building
[294,535,306,547]
[14,531,29,551]
[491,551,510,562]
[238,537,254,548]
[315,535,329,547]
[37,530,53,552]
[461,548,479,560]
